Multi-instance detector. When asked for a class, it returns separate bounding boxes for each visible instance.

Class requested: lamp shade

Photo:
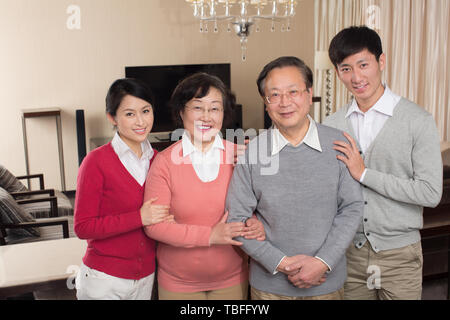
[314,51,334,70]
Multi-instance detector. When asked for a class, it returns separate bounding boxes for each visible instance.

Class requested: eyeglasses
[185,105,224,116]
[265,88,309,104]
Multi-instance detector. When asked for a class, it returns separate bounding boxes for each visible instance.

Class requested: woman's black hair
[170,72,236,129]
[105,78,155,116]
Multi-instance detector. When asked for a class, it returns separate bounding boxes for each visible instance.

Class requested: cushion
[0,165,28,193]
[0,187,40,238]
[21,190,73,219]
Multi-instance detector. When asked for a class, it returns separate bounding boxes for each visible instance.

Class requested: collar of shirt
[271,115,322,156]
[181,131,224,158]
[345,84,401,118]
[111,131,154,161]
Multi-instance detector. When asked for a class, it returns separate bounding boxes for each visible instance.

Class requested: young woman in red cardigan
[74,78,174,300]
[143,73,265,300]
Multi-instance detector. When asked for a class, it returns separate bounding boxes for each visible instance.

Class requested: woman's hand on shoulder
[233,138,249,166]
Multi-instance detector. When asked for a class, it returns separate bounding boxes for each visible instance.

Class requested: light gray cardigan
[324,97,443,252]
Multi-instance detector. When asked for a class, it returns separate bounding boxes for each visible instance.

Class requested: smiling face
[107,94,154,156]
[336,49,386,112]
[180,86,224,151]
[263,66,313,136]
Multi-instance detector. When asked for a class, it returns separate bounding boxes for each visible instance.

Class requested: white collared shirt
[111,132,154,186]
[271,114,323,155]
[182,131,224,182]
[345,85,401,182]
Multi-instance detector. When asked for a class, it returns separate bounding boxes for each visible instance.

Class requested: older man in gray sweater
[226,56,364,299]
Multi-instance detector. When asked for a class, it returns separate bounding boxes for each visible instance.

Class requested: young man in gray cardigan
[226,56,364,299]
[323,26,443,300]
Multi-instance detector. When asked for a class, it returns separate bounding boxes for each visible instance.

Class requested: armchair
[0,165,73,246]
[15,173,73,219]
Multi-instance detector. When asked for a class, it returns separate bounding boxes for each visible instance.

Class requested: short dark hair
[105,78,155,116]
[170,72,236,129]
[256,56,313,97]
[328,25,383,68]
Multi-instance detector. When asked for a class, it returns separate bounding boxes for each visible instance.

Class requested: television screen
[125,63,231,133]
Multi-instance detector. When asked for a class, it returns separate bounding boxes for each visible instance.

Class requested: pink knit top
[143,140,248,292]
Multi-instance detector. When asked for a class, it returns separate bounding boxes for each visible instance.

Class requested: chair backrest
[0,186,41,243]
[0,165,28,193]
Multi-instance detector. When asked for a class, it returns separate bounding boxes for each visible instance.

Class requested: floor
[422,278,448,300]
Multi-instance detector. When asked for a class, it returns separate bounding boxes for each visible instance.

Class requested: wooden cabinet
[421,180,450,299]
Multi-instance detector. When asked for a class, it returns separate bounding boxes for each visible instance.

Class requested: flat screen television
[125,63,231,134]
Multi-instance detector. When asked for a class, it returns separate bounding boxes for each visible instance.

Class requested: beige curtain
[314,0,450,141]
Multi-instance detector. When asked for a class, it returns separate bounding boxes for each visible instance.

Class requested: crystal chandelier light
[185,0,298,61]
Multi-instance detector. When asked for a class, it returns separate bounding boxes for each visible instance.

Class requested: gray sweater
[324,98,443,252]
[226,124,364,297]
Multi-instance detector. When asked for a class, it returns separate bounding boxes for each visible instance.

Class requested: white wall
[0,0,314,190]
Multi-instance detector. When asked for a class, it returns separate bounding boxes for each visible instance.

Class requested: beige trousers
[344,241,423,300]
[251,287,344,300]
[158,281,248,300]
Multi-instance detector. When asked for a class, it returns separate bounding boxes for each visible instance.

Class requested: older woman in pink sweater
[143,73,264,300]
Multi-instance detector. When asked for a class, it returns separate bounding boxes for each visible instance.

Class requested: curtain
[314,0,450,141]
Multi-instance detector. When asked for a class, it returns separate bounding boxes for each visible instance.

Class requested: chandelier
[185,0,298,61]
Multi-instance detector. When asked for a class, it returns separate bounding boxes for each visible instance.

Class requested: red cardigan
[74,143,157,280]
